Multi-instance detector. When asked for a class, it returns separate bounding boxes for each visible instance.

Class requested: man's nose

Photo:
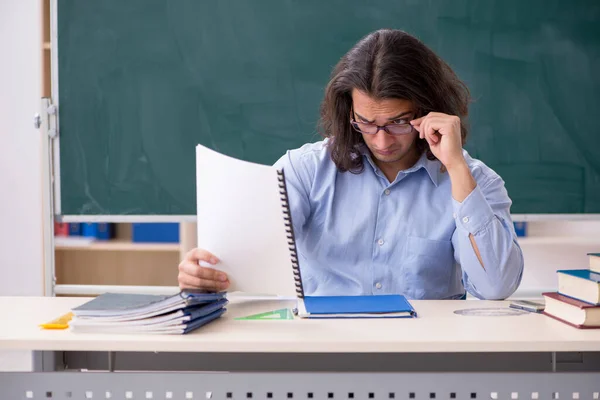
[373,129,394,148]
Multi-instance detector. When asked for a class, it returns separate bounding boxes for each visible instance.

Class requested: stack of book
[69,290,227,334]
[542,253,600,329]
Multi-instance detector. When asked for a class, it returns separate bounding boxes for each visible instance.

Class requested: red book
[542,292,600,329]
[54,222,69,236]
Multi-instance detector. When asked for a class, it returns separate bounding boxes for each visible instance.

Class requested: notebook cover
[183,308,227,334]
[180,290,227,306]
[542,292,600,309]
[73,291,226,313]
[556,269,600,283]
[587,253,600,257]
[182,299,228,320]
[72,293,172,312]
[303,295,416,316]
[542,311,600,329]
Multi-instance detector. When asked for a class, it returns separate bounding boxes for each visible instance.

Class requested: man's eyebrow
[387,111,413,121]
[354,111,412,123]
[354,112,373,123]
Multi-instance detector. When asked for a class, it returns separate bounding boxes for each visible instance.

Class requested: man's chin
[372,152,404,163]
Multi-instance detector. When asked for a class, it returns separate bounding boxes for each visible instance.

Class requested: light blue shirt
[274,140,524,300]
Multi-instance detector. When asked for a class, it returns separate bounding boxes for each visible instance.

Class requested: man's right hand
[178,248,229,291]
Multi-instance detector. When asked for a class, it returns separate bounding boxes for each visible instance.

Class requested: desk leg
[33,351,61,372]
[108,352,115,372]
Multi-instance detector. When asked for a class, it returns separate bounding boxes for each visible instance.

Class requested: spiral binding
[277,169,304,298]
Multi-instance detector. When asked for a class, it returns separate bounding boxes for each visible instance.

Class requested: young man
[178,29,524,300]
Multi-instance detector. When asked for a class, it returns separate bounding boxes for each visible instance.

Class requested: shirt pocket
[401,236,454,299]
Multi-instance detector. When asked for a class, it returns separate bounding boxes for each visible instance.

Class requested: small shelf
[55,238,180,252]
[516,236,600,246]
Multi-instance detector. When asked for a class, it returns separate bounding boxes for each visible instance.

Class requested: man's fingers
[178,272,228,291]
[425,118,444,144]
[424,116,455,135]
[411,124,424,139]
[178,247,228,292]
[420,120,434,144]
[178,261,228,282]
[186,248,219,264]
[410,116,425,125]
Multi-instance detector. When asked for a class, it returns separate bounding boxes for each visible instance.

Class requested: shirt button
[384,189,391,196]
[462,216,469,223]
[375,282,382,289]
[378,239,385,246]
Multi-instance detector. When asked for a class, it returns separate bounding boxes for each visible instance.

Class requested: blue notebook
[296,294,417,318]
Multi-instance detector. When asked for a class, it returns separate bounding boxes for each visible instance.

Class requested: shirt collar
[355,143,441,187]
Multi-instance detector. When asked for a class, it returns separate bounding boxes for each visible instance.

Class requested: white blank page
[195,145,298,296]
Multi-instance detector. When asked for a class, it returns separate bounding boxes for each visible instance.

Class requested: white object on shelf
[517,236,600,245]
[54,236,95,247]
[55,239,179,252]
[54,284,180,296]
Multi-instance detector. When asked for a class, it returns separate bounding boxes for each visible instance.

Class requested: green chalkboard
[57,0,600,216]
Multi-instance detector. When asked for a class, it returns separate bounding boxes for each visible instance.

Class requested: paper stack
[69,290,227,334]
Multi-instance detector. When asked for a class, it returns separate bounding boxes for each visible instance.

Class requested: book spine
[54,222,69,236]
[277,169,304,298]
[68,223,82,236]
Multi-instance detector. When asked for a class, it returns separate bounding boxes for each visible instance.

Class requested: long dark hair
[319,29,471,172]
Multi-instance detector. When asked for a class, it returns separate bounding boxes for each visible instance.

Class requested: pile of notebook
[542,252,600,329]
[69,290,228,334]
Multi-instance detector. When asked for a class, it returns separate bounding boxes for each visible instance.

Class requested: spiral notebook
[196,144,416,319]
[196,144,303,297]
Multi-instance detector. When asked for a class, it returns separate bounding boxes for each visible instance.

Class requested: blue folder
[182,307,227,334]
[181,298,228,321]
[296,294,417,318]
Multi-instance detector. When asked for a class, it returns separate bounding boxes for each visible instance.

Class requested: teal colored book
[588,253,600,273]
[296,294,417,319]
[557,270,600,305]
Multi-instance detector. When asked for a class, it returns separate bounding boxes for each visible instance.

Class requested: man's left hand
[410,112,465,171]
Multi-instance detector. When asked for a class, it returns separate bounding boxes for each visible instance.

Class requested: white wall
[514,221,600,298]
[0,0,44,371]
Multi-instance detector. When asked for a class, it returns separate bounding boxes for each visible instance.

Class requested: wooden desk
[1,296,600,353]
[1,296,600,400]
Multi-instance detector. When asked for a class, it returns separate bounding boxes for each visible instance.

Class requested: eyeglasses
[350,115,415,136]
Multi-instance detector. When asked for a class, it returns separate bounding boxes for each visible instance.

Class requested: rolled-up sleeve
[451,176,524,300]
